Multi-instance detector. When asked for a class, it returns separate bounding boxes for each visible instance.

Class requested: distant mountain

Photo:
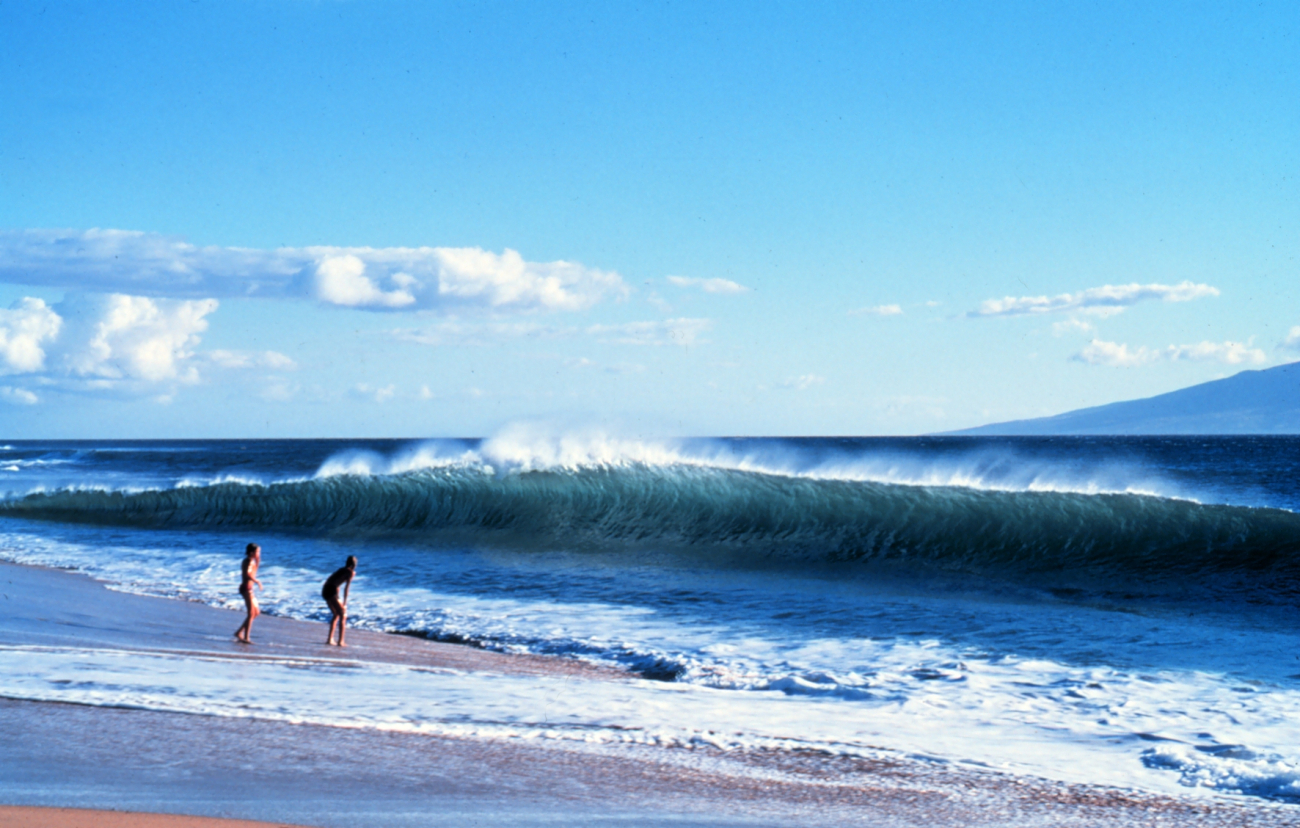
[950,361,1300,435]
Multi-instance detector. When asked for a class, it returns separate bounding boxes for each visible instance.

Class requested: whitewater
[2,428,1300,805]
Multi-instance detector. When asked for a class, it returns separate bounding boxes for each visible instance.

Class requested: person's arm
[342,574,352,606]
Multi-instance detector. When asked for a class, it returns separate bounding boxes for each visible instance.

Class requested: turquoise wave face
[5,462,1300,605]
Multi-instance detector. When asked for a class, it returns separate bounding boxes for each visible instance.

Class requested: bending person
[322,555,357,646]
[234,543,262,643]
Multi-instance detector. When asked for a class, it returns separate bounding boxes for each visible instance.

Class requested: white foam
[6,526,1300,804]
[1143,744,1300,799]
[174,473,290,488]
[302,424,1197,504]
[2,638,1297,802]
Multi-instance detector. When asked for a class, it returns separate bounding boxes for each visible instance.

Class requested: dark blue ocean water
[2,431,1300,799]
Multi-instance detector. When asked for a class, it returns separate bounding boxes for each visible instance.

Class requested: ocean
[3,427,1300,803]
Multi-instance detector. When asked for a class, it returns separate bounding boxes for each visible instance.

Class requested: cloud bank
[1073,339,1266,367]
[0,229,629,313]
[970,281,1219,318]
[0,293,295,402]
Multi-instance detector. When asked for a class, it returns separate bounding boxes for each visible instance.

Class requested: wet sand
[0,560,617,678]
[0,806,305,828]
[0,561,1295,827]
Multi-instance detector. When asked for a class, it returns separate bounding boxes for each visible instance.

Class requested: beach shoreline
[0,806,307,828]
[1,560,1296,827]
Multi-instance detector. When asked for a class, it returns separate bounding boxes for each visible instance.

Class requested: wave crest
[312,426,1189,502]
[4,456,1299,604]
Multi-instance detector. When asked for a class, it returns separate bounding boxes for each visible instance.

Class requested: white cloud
[313,254,416,308]
[586,318,712,346]
[352,383,396,403]
[0,228,295,298]
[1280,326,1300,352]
[1052,317,1095,336]
[53,294,218,382]
[391,319,577,347]
[0,386,39,405]
[781,374,826,390]
[300,245,626,313]
[970,281,1219,318]
[201,350,297,371]
[1074,340,1158,367]
[666,275,748,295]
[1073,339,1266,367]
[433,247,625,311]
[1165,341,1267,364]
[848,304,903,317]
[0,292,237,399]
[0,229,628,314]
[0,297,62,374]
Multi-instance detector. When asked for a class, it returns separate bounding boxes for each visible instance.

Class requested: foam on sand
[0,562,1292,827]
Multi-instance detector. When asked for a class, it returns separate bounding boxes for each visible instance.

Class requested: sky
[0,0,1296,438]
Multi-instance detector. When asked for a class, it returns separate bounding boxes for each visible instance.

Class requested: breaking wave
[3,430,1299,605]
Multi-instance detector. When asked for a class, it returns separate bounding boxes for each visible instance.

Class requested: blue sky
[1,1,1296,438]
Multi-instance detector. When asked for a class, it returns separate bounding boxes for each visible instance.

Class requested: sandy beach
[1,560,1296,827]
[0,807,306,828]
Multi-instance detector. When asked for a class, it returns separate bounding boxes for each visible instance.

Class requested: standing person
[322,555,357,647]
[234,543,262,643]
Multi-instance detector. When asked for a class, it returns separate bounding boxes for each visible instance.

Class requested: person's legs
[325,595,344,644]
[235,589,258,642]
[247,593,260,639]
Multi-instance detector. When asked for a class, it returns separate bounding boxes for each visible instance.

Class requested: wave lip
[308,430,1198,502]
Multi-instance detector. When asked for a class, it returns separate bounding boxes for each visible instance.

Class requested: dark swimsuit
[322,567,352,603]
